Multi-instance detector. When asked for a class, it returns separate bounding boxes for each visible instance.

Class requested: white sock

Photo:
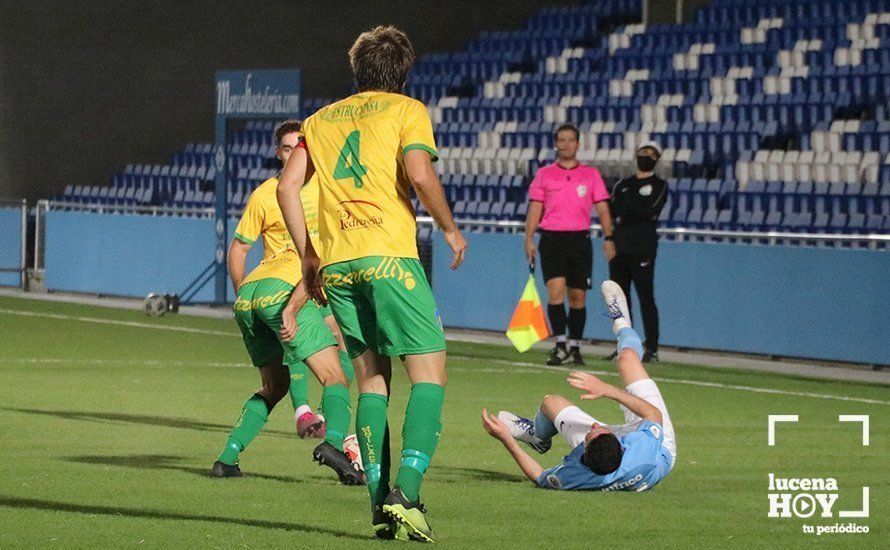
[568,339,581,349]
[556,335,567,344]
[294,404,312,418]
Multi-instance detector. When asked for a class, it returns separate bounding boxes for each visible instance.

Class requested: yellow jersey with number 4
[301,91,438,267]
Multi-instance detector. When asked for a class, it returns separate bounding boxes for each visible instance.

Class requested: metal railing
[416,216,890,248]
[0,198,27,287]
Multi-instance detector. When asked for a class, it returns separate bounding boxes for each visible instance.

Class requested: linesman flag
[506,271,550,352]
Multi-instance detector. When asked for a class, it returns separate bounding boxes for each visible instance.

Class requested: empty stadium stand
[56,0,890,242]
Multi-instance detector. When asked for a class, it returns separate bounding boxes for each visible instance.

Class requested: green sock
[287,362,310,412]
[218,394,270,466]
[396,383,445,502]
[338,349,355,384]
[357,393,390,506]
[321,383,350,447]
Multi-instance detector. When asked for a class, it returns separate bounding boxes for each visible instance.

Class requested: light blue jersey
[536,420,672,491]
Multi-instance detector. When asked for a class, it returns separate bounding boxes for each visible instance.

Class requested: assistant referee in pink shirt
[524,124,614,366]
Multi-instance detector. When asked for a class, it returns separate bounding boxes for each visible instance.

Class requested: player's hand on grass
[567,371,615,401]
[280,307,298,342]
[481,408,512,444]
[444,229,467,270]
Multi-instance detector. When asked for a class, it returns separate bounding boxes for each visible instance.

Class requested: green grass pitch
[0,295,886,548]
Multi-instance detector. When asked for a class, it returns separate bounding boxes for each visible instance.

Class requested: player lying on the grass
[212,125,362,485]
[481,280,676,491]
[277,25,467,542]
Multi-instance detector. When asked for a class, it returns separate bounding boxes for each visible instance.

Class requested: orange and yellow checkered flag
[506,272,550,352]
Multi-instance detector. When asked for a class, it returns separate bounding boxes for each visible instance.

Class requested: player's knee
[541,394,567,416]
[317,367,348,387]
[619,347,641,363]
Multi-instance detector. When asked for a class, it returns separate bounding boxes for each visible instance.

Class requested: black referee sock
[568,307,586,345]
[547,304,567,342]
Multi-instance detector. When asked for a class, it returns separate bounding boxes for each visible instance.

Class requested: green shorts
[322,256,446,358]
[233,278,337,368]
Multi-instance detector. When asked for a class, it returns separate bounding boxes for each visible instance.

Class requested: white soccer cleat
[498,411,551,454]
[601,280,632,334]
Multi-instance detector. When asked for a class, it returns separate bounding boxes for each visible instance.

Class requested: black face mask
[636,155,657,172]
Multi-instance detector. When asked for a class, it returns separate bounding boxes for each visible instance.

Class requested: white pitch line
[0,308,239,337]
[2,307,887,406]
[450,355,890,407]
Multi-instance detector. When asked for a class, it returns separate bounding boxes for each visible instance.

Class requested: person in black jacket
[608,141,669,363]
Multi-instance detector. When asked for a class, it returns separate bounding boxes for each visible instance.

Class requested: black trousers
[608,253,659,352]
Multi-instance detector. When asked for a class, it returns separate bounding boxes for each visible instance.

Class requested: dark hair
[274,119,302,146]
[555,123,580,141]
[582,433,623,475]
[349,26,415,93]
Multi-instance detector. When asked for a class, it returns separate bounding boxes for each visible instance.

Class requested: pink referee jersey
[528,162,609,231]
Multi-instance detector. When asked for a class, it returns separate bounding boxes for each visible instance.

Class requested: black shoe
[312,441,365,486]
[382,487,434,543]
[642,350,659,363]
[546,345,569,366]
[210,460,242,478]
[603,350,618,361]
[569,348,585,366]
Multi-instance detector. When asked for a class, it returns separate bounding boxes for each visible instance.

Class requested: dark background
[0,0,584,203]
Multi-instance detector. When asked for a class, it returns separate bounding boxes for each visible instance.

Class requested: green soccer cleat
[372,504,409,540]
[382,487,435,543]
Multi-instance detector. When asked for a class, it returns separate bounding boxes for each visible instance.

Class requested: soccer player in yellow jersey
[277,26,467,542]
[246,120,358,440]
[211,122,362,486]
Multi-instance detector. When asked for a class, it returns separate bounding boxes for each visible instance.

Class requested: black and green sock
[396,383,445,502]
[357,393,390,506]
[217,393,271,466]
[320,383,350,447]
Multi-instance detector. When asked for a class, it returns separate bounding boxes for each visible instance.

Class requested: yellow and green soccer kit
[232,177,335,367]
[300,91,445,358]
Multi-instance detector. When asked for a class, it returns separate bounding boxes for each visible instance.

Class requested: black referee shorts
[538,230,592,289]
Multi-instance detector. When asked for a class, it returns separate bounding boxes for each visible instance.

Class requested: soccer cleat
[569,348,585,366]
[601,280,632,333]
[382,487,434,543]
[546,345,569,366]
[312,441,365,486]
[372,504,409,540]
[642,350,659,363]
[296,411,326,439]
[210,460,242,478]
[497,411,551,454]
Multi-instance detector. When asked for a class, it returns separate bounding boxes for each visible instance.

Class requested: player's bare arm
[595,201,616,262]
[227,239,251,291]
[276,146,314,257]
[481,408,544,483]
[524,200,543,266]
[276,148,325,303]
[404,149,467,269]
[279,281,311,342]
[567,371,663,424]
